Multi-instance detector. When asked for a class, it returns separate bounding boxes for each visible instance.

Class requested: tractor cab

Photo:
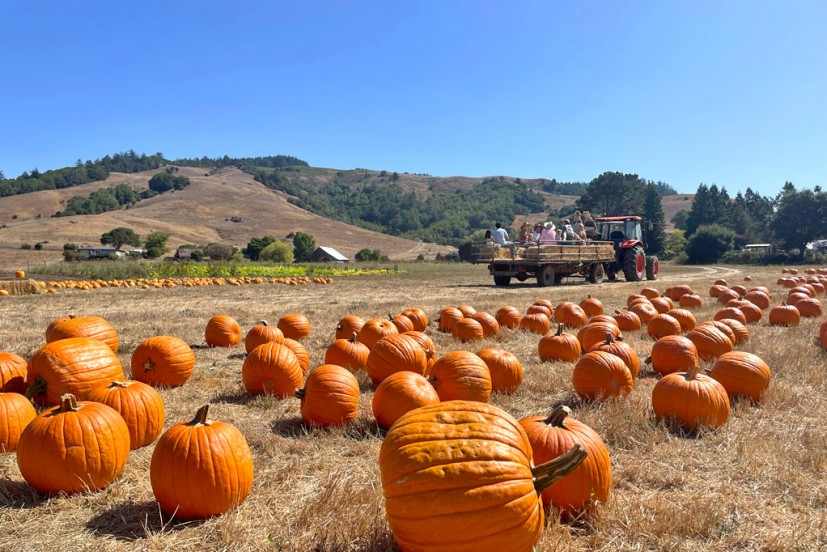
[597,217,644,246]
[594,216,658,282]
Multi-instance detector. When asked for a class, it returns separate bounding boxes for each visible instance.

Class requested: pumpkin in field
[645,335,699,376]
[277,313,311,340]
[649,296,674,314]
[495,305,522,329]
[366,334,429,385]
[613,309,642,331]
[389,313,415,334]
[131,336,196,388]
[457,305,477,317]
[242,341,303,397]
[589,315,619,327]
[150,404,253,520]
[647,313,682,340]
[452,318,485,342]
[628,301,657,323]
[296,364,360,427]
[666,284,693,301]
[85,380,165,449]
[715,318,749,344]
[335,315,365,340]
[324,332,370,372]
[244,321,284,354]
[577,321,623,352]
[686,325,733,360]
[403,331,437,371]
[714,307,747,325]
[429,351,492,402]
[46,314,119,353]
[538,325,582,363]
[469,311,500,337]
[665,308,696,332]
[641,287,660,299]
[679,294,703,309]
[379,401,587,552]
[526,304,552,319]
[282,338,310,375]
[401,308,428,332]
[0,392,37,452]
[820,320,827,343]
[438,307,464,333]
[477,348,523,394]
[709,351,771,403]
[358,317,399,349]
[15,270,25,279]
[589,333,640,379]
[519,406,611,515]
[572,351,633,401]
[768,303,800,326]
[0,351,27,393]
[652,365,730,431]
[794,298,823,318]
[26,337,124,405]
[372,371,439,429]
[554,302,588,328]
[744,290,770,310]
[18,394,130,494]
[205,314,242,347]
[519,312,551,335]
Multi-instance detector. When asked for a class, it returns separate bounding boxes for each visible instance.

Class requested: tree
[576,172,647,216]
[204,242,235,260]
[144,231,170,258]
[260,241,294,263]
[685,224,735,263]
[148,172,190,193]
[292,232,316,262]
[664,230,687,257]
[100,227,141,250]
[643,184,666,255]
[355,248,389,261]
[771,185,827,254]
[244,235,276,260]
[671,209,689,230]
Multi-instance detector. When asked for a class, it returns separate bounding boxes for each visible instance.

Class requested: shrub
[260,241,294,263]
[63,250,77,262]
[20,243,31,250]
[355,248,389,262]
[190,249,205,261]
[204,243,235,261]
[685,224,735,264]
[34,242,43,250]
[63,243,77,251]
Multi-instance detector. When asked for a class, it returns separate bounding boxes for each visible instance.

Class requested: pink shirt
[540,227,557,244]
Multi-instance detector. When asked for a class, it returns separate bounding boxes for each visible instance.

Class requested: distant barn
[306,246,348,263]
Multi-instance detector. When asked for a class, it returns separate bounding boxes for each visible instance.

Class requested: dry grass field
[0,262,824,551]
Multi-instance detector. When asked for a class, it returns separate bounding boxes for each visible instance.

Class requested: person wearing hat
[518,221,531,243]
[531,223,543,242]
[540,221,557,244]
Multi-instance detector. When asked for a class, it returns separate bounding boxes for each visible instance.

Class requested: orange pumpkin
[572,351,633,401]
[577,322,622,352]
[283,338,310,375]
[686,325,733,360]
[652,366,730,431]
[0,351,27,393]
[85,380,165,449]
[359,317,399,348]
[389,313,415,334]
[438,307,464,333]
[678,294,703,309]
[429,351,492,402]
[296,364,360,427]
[335,315,365,340]
[403,331,437,371]
[371,371,439,429]
[457,304,477,317]
[795,298,823,318]
[666,284,693,301]
[554,302,588,328]
[477,348,523,394]
[401,308,429,332]
[613,309,642,331]
[645,335,699,376]
[589,333,640,379]
[469,312,500,337]
[0,392,37,452]
[366,334,429,385]
[45,314,119,353]
[244,320,284,354]
[768,303,800,326]
[131,336,196,388]
[649,296,674,314]
[277,313,311,340]
[647,313,682,340]
[452,318,485,342]
[628,301,657,324]
[519,312,551,335]
[495,305,522,329]
[665,308,696,332]
[205,314,242,347]
[538,325,582,363]
[242,341,303,397]
[324,332,370,372]
[714,307,747,325]
[641,287,661,299]
[709,351,771,403]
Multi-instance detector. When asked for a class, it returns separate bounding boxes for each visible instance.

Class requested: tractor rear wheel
[645,256,659,281]
[622,246,645,282]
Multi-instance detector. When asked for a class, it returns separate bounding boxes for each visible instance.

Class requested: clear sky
[1,1,825,196]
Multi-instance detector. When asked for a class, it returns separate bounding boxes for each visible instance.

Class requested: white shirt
[493,228,511,246]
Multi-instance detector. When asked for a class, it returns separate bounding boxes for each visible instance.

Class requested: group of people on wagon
[487,211,598,246]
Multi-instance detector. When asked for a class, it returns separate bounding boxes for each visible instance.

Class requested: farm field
[0,261,825,551]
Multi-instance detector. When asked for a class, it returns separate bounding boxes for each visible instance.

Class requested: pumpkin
[477,348,523,393]
[389,313,415,334]
[324,332,370,372]
[534,299,555,310]
[244,320,284,354]
[366,334,429,385]
[735,302,763,323]
[678,294,703,309]
[0,351,27,393]
[713,307,747,325]
[296,364,360,427]
[401,308,429,332]
[645,335,699,376]
[768,303,800,326]
[18,394,130,494]
[717,289,741,305]
[613,309,642,331]
[26,337,124,405]
[708,284,727,298]
[335,315,365,340]
[519,312,551,335]
[820,320,827,343]
[577,322,622,352]
[283,338,310,375]
[652,365,730,431]
[45,314,119,353]
[470,312,500,337]
[403,331,437,371]
[457,305,477,317]
[519,406,611,514]
[242,341,303,397]
[526,304,552,318]
[686,325,733,360]
[589,315,619,327]
[131,336,196,388]
[85,380,165,449]
[0,392,37,452]
[150,404,253,520]
[666,284,693,301]
[647,314,682,340]
[649,297,674,314]
[452,318,485,342]
[572,351,633,401]
[205,314,242,347]
[372,372,439,429]
[495,305,522,329]
[589,333,640,379]
[438,307,464,333]
[709,351,771,403]
[730,284,747,296]
[277,313,311,340]
[15,270,25,278]
[715,318,749,344]
[665,308,696,332]
[641,287,661,299]
[554,303,588,328]
[379,401,586,552]
[626,294,649,308]
[795,298,823,318]
[628,301,657,324]
[539,325,582,363]
[429,351,492,402]
[359,317,399,348]
[581,296,605,320]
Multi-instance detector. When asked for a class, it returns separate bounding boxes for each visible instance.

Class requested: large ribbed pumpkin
[242,341,303,397]
[686,325,733,360]
[379,401,587,552]
[283,338,310,375]
[470,312,500,338]
[451,318,485,342]
[577,322,623,352]
[554,302,588,328]
[389,313,415,334]
[17,394,130,494]
[324,332,370,372]
[477,348,523,394]
[438,307,464,333]
[666,308,696,332]
[150,404,253,520]
[277,313,311,340]
[26,337,125,406]
[613,309,642,331]
[715,318,749,344]
[85,380,165,449]
[572,351,633,401]
[0,392,37,452]
[579,295,604,317]
[0,351,27,393]
[366,334,429,386]
[519,312,551,335]
[45,314,119,353]
[714,307,747,325]
[403,331,437,372]
[519,406,611,515]
[646,314,682,340]
[678,294,703,309]
[495,306,522,329]
[589,333,640,379]
[743,290,770,309]
[709,351,771,403]
[244,321,284,354]
[401,308,429,332]
[795,298,823,318]
[204,314,242,347]
[538,325,582,362]
[131,336,196,388]
[335,315,365,340]
[652,366,730,431]
[768,303,800,326]
[429,351,492,402]
[372,371,439,430]
[358,318,399,349]
[645,335,699,376]
[296,364,360,427]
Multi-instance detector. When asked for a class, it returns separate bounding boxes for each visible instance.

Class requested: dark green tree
[771,185,827,254]
[292,232,316,262]
[244,235,276,260]
[685,184,719,236]
[671,209,690,230]
[576,172,647,216]
[643,184,666,255]
[685,224,735,263]
[204,242,235,260]
[100,227,141,250]
[144,231,170,258]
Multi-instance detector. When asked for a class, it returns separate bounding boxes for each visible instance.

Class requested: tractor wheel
[587,262,605,284]
[645,256,659,281]
[494,275,512,286]
[622,246,645,282]
[537,265,556,287]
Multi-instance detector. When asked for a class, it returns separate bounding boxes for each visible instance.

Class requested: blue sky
[1,1,825,196]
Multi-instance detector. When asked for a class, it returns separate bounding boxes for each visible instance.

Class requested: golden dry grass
[0,262,825,551]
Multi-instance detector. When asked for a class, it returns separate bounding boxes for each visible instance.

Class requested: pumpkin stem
[532,444,587,494]
[543,405,572,427]
[256,320,269,326]
[644,355,652,365]
[110,381,129,389]
[187,405,211,426]
[24,375,47,400]
[685,365,702,379]
[143,357,156,373]
[294,388,306,401]
[349,331,359,344]
[555,324,565,337]
[58,393,79,413]
[603,332,614,345]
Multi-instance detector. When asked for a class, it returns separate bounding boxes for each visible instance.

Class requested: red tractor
[595,216,659,281]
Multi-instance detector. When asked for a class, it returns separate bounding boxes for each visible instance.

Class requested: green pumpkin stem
[543,405,572,427]
[532,444,587,494]
[24,375,47,400]
[58,393,79,412]
[187,404,211,426]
